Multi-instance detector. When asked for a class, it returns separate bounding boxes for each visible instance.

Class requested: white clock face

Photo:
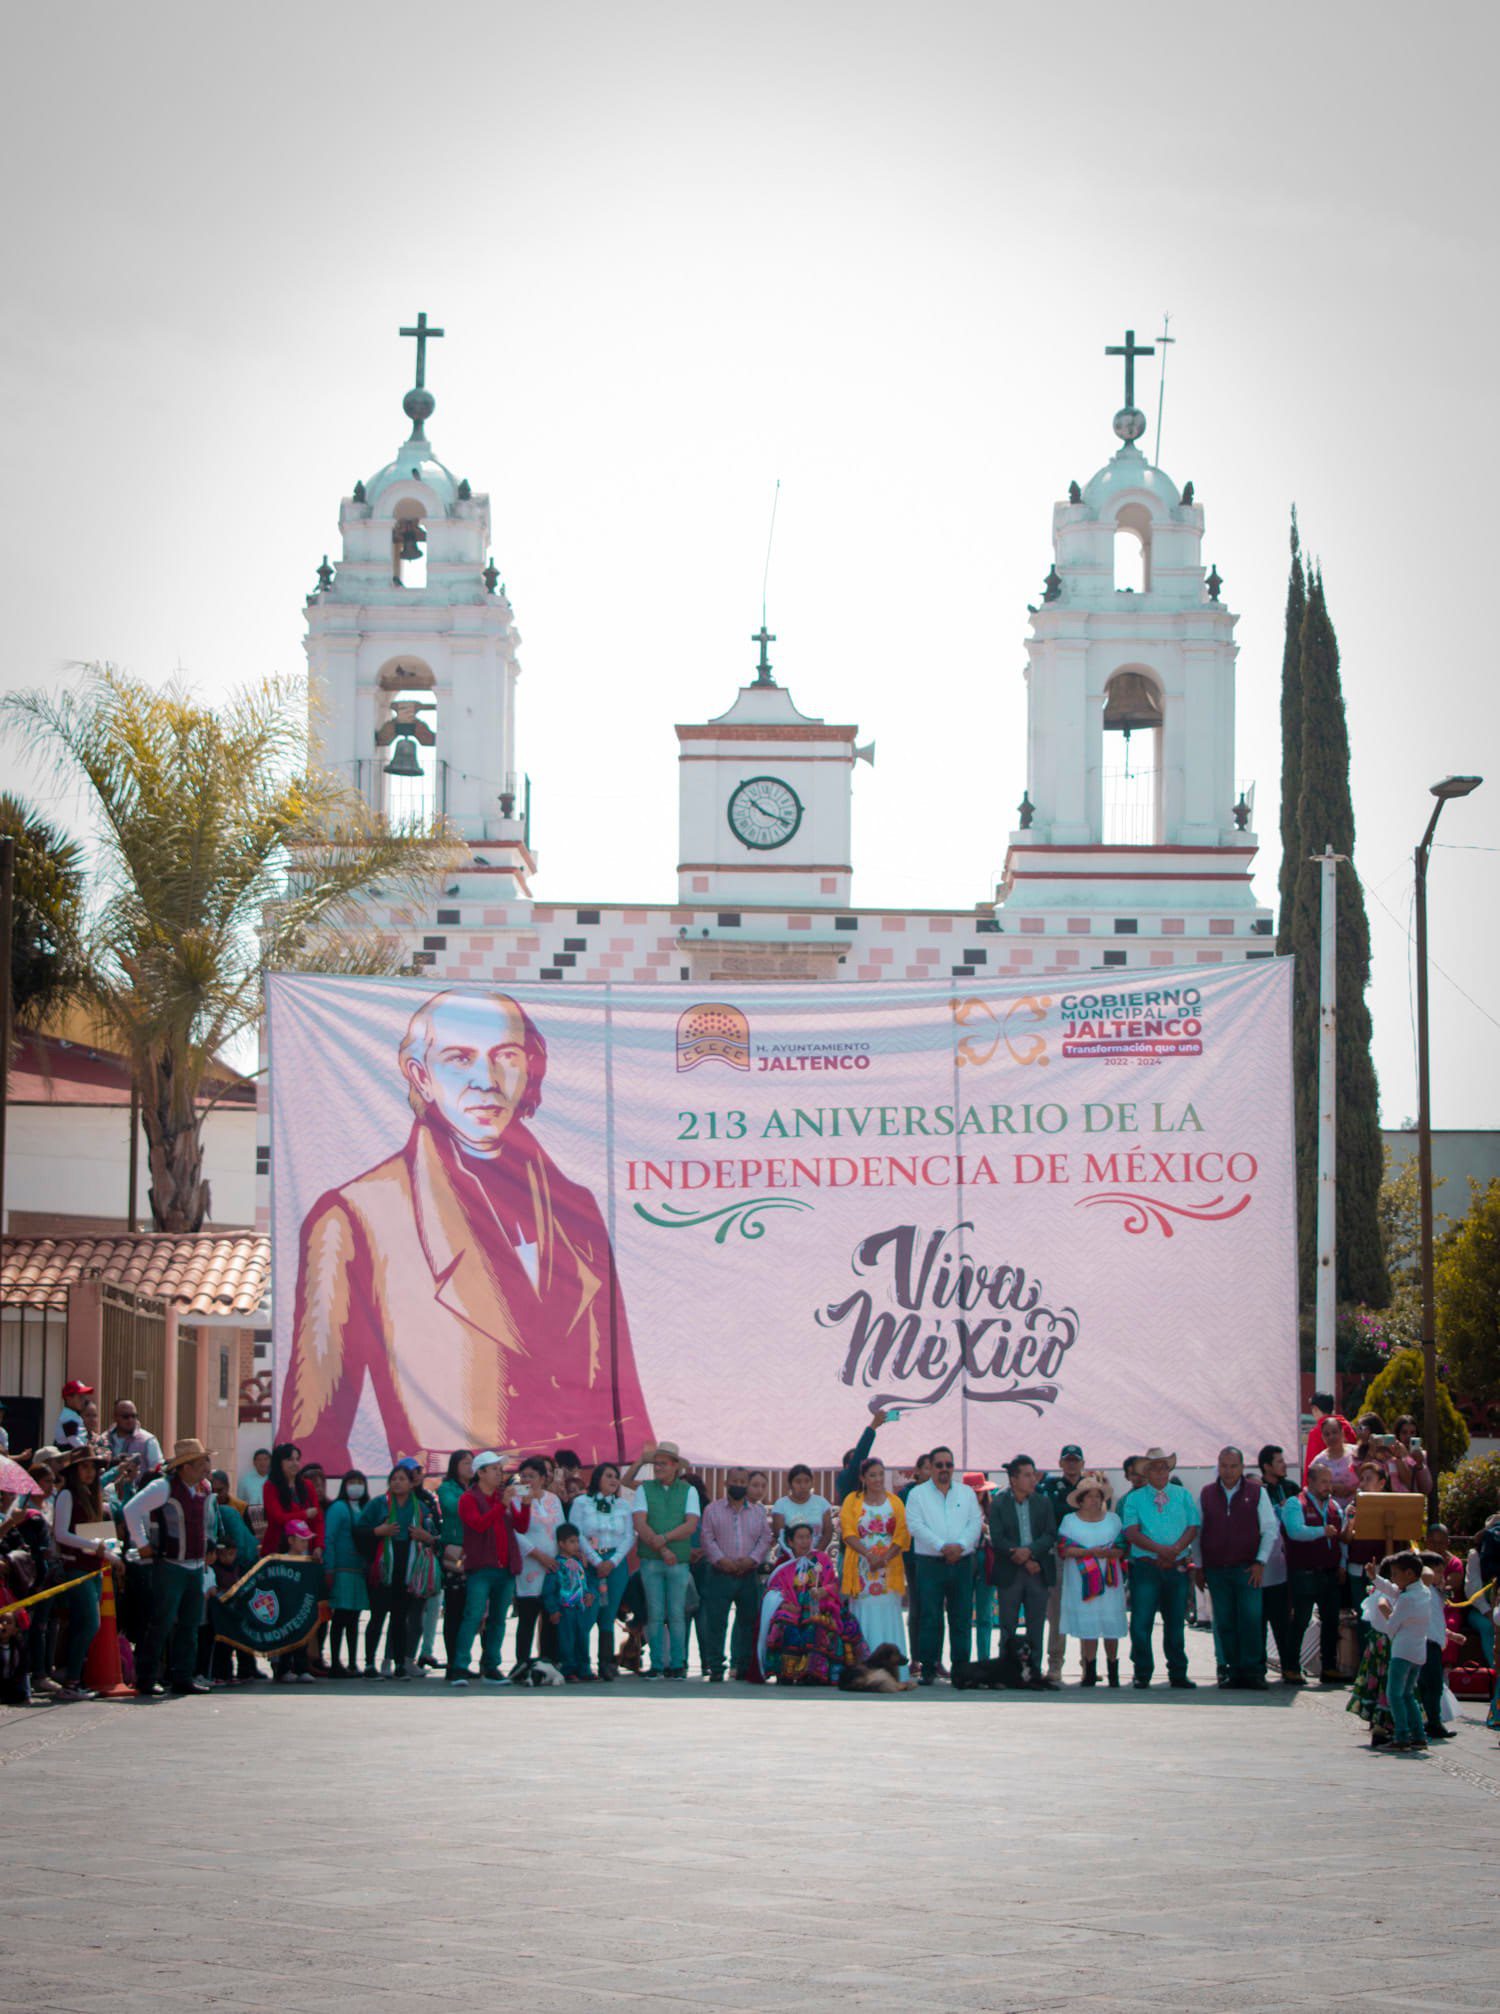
[727,774,803,850]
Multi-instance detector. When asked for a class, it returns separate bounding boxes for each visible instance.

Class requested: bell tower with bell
[996,329,1272,965]
[304,314,535,893]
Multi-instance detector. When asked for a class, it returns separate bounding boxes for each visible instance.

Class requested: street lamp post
[1415,774,1482,1503]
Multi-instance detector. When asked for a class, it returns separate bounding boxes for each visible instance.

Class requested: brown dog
[839,1642,917,1693]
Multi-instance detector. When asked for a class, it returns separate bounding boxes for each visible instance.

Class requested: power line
[1359,866,1500,1037]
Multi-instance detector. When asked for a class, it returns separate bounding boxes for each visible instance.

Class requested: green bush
[1361,1347,1469,1475]
[1439,1452,1500,1538]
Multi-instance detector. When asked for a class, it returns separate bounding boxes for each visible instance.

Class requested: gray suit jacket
[988,1489,1059,1591]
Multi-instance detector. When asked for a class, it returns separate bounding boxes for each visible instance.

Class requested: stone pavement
[2,1628,1496,2014]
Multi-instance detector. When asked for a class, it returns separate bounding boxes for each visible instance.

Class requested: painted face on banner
[407,997,530,1156]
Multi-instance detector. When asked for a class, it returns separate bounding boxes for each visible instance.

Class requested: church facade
[295,320,1272,1009]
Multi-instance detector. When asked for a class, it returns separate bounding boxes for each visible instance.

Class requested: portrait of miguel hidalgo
[280,988,652,1469]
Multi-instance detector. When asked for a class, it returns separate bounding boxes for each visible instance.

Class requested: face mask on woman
[345,1484,367,1502]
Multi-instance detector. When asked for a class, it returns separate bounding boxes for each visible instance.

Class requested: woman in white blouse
[511,1457,565,1671]
[573,1462,640,1682]
[52,1447,112,1699]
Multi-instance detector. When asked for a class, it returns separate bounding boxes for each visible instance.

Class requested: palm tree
[3,665,463,1231]
[1,792,89,1030]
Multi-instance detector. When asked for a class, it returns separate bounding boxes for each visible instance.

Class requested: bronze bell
[1102,672,1164,737]
[383,736,424,779]
[396,520,425,562]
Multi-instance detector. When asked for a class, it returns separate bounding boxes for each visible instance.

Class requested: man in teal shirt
[1118,1447,1199,1689]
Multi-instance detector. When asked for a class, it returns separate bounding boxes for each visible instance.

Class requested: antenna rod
[1153,313,1175,467]
[761,477,781,628]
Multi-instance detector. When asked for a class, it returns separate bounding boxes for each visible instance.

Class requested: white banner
[267,960,1297,1473]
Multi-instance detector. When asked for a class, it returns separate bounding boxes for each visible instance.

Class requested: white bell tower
[998,331,1271,956]
[305,314,535,892]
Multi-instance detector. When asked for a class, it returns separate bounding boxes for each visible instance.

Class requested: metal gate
[100,1283,167,1437]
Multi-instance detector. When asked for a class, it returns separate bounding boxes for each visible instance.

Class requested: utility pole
[1414,774,1484,1505]
[1313,847,1343,1401]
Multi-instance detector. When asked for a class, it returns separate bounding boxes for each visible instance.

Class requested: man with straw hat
[123,1439,216,1697]
[1118,1447,1199,1690]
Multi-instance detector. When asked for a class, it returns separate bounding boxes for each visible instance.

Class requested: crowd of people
[2,1386,1497,1753]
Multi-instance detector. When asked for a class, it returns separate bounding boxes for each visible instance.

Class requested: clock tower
[675,628,872,911]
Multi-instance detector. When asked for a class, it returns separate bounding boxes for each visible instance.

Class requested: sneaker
[1426,1726,1457,1741]
[565,1672,583,1685]
[361,1667,381,1681]
[639,1670,662,1682]
[34,1675,64,1697]
[381,1659,393,1678]
[665,1667,687,1681]
[418,1655,442,1671]
[706,1671,725,1683]
[390,1667,411,1682]
[1132,1676,1152,1689]
[480,1670,509,1687]
[54,1684,89,1702]
[297,1672,317,1685]
[448,1673,471,1689]
[1167,1676,1197,1690]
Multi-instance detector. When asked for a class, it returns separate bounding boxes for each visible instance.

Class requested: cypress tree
[1288,566,1389,1308]
[1275,509,1304,955]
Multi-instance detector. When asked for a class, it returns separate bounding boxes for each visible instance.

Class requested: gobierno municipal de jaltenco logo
[1058,985,1204,1061]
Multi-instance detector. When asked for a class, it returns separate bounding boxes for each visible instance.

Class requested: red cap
[62,1379,95,1400]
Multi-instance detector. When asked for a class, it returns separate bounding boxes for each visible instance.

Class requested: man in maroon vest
[1280,1459,1349,1685]
[1196,1447,1277,1690]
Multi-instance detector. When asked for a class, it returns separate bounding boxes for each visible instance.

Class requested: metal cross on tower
[752,625,776,686]
[1105,327,1155,409]
[399,312,445,389]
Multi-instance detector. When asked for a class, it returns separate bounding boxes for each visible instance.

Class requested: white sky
[1,1,1496,1125]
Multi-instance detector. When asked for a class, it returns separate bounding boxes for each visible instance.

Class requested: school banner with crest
[267,960,1296,1474]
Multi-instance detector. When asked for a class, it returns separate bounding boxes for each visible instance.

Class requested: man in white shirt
[903,1446,983,1686]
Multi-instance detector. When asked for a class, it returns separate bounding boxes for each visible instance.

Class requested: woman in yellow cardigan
[840,1459,912,1678]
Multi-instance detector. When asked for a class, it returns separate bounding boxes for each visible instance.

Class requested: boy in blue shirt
[543,1524,596,1683]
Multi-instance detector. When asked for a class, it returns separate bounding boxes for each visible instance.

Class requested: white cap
[473,1450,505,1472]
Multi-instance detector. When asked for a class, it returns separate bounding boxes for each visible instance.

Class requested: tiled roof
[8,1034,256,1109]
[0,1233,270,1317]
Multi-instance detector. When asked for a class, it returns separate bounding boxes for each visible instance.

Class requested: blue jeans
[1205,1564,1265,1680]
[1387,1654,1425,1745]
[63,1572,101,1683]
[640,1556,691,1671]
[592,1558,630,1663]
[1128,1559,1189,1683]
[972,1578,997,1661]
[453,1567,514,1676]
[554,1605,591,1678]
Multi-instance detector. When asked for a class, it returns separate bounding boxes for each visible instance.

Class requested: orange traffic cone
[83,1568,133,1698]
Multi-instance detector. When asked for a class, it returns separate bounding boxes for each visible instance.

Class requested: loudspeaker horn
[854,739,876,767]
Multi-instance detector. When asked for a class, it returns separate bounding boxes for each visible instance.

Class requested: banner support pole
[1314,846,1342,1401]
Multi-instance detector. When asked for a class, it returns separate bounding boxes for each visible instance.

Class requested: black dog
[951,1641,1033,1690]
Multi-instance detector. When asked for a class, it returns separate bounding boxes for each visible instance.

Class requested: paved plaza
[3,1629,1496,2014]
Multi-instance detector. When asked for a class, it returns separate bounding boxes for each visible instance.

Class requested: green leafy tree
[1377,1147,1436,1341]
[1434,1178,1500,1409]
[1275,509,1305,957]
[1438,1451,1500,1537]
[1287,566,1388,1308]
[1,792,89,1030]
[2,665,462,1232]
[1362,1347,1468,1476]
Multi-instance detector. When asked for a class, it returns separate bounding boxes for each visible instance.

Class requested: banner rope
[0,1567,105,1619]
